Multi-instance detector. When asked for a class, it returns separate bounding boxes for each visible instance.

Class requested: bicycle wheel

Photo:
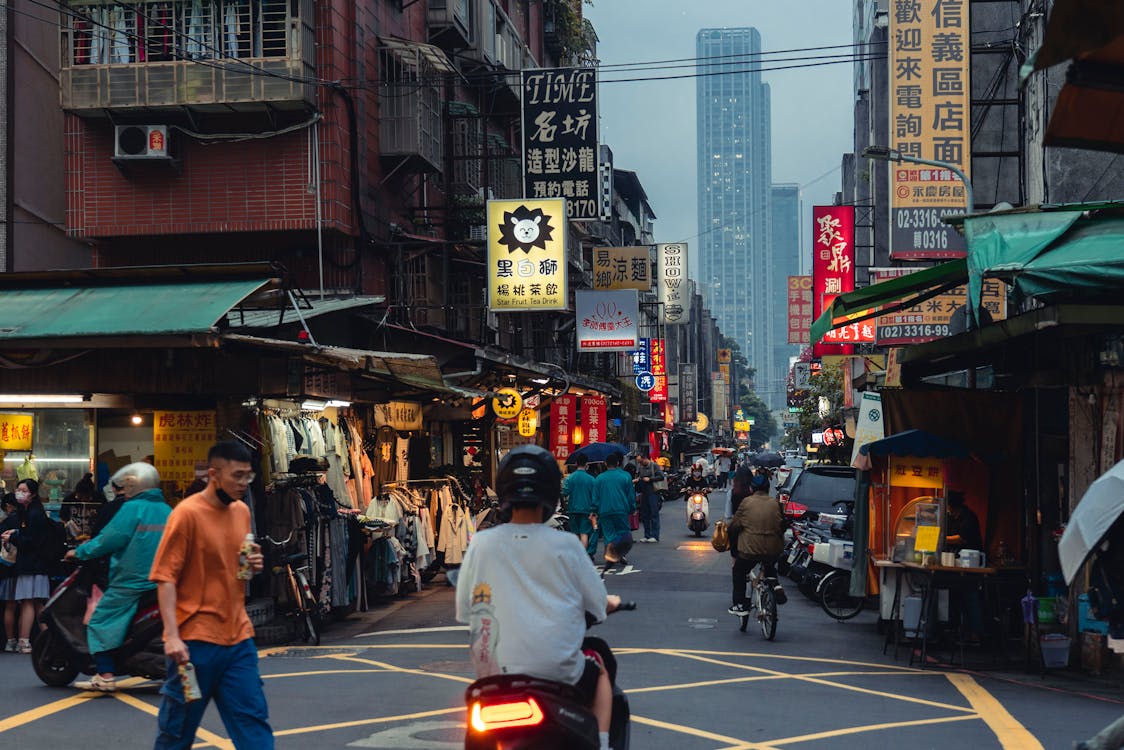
[820,571,865,621]
[758,586,777,641]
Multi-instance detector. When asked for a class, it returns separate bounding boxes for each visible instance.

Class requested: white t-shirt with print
[455,523,608,685]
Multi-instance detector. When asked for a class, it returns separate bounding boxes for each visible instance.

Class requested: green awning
[809,259,967,344]
[0,279,272,341]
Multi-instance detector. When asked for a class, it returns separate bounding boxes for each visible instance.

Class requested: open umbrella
[1060,458,1124,584]
[565,442,629,465]
[750,451,784,468]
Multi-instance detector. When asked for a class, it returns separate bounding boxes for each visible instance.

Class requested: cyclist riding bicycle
[454,445,621,750]
[727,468,788,615]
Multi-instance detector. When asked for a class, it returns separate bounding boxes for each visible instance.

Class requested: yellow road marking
[626,647,924,673]
[0,693,101,733]
[112,692,235,750]
[263,668,395,679]
[631,714,776,749]
[263,643,468,657]
[628,669,941,695]
[325,654,473,685]
[272,706,464,737]
[947,673,1045,749]
[655,650,975,714]
[715,714,981,749]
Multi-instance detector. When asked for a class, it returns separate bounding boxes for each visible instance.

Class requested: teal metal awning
[809,259,968,344]
[0,278,272,342]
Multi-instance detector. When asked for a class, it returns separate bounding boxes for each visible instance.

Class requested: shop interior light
[530,377,550,385]
[130,414,144,426]
[572,425,585,446]
[300,400,327,411]
[3,457,90,463]
[0,394,84,404]
[325,400,351,408]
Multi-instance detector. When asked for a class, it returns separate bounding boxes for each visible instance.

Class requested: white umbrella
[1059,458,1124,584]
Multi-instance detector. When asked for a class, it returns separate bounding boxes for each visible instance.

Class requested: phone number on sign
[878,323,950,342]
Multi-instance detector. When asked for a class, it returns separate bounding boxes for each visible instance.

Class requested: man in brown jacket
[727,471,787,614]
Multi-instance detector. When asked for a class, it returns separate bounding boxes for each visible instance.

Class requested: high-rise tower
[696,27,773,406]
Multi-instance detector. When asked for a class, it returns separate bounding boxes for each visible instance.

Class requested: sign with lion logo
[487,198,568,312]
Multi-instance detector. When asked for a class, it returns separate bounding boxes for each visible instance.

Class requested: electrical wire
[593,40,888,70]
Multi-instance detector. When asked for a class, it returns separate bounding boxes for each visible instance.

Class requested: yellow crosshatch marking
[0,643,1044,749]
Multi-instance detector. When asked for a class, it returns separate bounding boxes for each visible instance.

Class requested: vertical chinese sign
[549,395,576,460]
[812,206,859,356]
[581,396,607,445]
[592,246,651,291]
[656,243,690,324]
[889,0,971,259]
[522,68,599,221]
[154,411,216,487]
[649,338,668,403]
[487,198,568,311]
[631,337,651,375]
[787,276,813,344]
[678,363,698,424]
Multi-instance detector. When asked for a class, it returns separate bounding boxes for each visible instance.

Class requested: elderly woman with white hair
[65,462,170,692]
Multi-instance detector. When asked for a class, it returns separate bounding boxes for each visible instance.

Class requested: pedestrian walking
[149,440,271,750]
[65,462,170,692]
[633,455,664,543]
[0,478,51,653]
[591,452,635,564]
[715,454,732,489]
[562,455,598,557]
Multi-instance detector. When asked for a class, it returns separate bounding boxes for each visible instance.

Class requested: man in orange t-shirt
[149,440,271,750]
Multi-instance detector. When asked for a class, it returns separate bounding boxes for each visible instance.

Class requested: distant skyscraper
[770,184,802,408]
[696,27,773,408]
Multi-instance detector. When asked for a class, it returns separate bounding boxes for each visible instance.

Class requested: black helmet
[496,445,561,511]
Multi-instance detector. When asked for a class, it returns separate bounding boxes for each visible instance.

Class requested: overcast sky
[585,0,855,276]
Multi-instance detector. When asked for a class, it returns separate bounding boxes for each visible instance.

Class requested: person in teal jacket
[591,452,636,564]
[65,462,170,692]
[562,455,598,557]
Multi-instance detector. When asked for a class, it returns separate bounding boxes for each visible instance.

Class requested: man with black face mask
[149,440,271,750]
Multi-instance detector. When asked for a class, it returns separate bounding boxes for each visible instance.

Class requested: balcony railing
[428,0,473,49]
[60,0,315,114]
[378,39,449,174]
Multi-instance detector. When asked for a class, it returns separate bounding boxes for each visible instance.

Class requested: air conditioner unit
[114,125,172,160]
[476,186,495,202]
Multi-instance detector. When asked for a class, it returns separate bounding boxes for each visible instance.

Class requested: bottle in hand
[237,533,256,580]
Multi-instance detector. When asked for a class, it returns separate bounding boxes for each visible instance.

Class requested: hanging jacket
[74,488,170,592]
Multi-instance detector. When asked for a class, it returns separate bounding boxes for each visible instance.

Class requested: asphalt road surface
[2,500,1122,749]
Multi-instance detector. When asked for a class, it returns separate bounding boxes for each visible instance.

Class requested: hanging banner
[575,289,640,351]
[678,363,698,424]
[656,243,690,324]
[487,198,568,312]
[649,338,668,403]
[592,246,651,291]
[712,372,728,426]
[549,395,577,460]
[517,408,538,438]
[153,411,217,487]
[372,402,423,432]
[850,392,885,466]
[631,337,651,375]
[888,0,971,259]
[812,205,859,356]
[0,413,33,451]
[872,267,1008,345]
[787,276,814,344]
[581,396,607,445]
[522,67,599,221]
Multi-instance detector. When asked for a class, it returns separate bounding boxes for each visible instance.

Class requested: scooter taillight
[470,698,545,732]
[807,543,815,555]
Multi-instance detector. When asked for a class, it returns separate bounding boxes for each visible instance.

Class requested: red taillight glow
[470,698,545,732]
[807,543,815,554]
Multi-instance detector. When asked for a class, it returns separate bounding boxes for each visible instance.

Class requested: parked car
[782,464,857,517]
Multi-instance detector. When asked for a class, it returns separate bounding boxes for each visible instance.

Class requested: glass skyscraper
[696,27,773,407]
[769,183,802,409]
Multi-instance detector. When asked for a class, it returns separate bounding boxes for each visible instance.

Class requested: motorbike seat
[466,674,586,706]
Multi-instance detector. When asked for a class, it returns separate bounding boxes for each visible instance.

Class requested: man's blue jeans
[640,492,661,541]
[154,639,273,750]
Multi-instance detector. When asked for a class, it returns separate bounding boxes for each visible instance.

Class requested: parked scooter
[463,602,637,750]
[31,563,166,687]
[685,488,711,537]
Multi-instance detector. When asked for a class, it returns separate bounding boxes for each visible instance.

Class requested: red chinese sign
[649,338,668,403]
[581,396,607,445]
[812,206,860,356]
[549,395,577,460]
[787,276,813,344]
[0,414,33,451]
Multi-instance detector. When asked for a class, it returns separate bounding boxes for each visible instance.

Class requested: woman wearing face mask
[0,478,50,653]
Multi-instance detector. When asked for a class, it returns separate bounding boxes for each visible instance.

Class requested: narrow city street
[1,503,1120,750]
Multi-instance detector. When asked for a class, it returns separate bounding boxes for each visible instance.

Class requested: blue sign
[635,371,656,392]
[631,338,651,375]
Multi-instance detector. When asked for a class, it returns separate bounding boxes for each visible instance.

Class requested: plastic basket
[1040,634,1071,668]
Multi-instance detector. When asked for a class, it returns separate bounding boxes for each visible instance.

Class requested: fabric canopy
[0,279,271,341]
[809,259,967,344]
[853,429,969,472]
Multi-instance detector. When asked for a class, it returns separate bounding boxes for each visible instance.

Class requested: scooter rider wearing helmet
[683,464,710,494]
[455,445,622,750]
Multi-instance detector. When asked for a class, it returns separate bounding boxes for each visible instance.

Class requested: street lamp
[861,145,973,215]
